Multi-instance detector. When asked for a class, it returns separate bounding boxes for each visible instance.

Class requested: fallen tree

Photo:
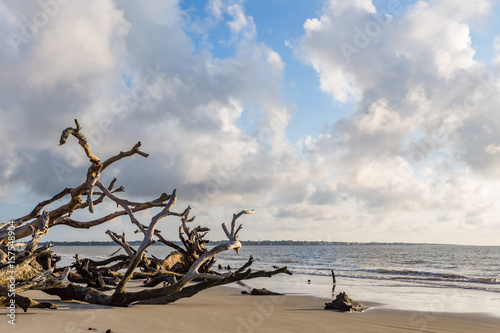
[0,120,291,310]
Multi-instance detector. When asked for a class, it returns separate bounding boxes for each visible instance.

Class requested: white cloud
[266,49,284,72]
[329,0,376,14]
[1,0,500,245]
[354,99,413,135]
[299,1,374,102]
[430,0,493,23]
[207,0,224,20]
[293,0,500,243]
[22,0,130,90]
[495,35,500,65]
[227,4,248,33]
[397,2,477,78]
[0,0,293,213]
[485,143,500,154]
[226,3,256,42]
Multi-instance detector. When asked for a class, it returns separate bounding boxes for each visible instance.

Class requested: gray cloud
[1,0,500,244]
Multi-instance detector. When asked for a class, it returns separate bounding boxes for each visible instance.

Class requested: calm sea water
[53,244,500,316]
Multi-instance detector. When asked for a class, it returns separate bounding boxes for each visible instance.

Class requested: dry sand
[1,283,499,333]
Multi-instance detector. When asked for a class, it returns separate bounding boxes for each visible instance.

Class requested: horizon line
[39,240,499,247]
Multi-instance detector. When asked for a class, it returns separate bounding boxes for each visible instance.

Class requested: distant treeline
[42,240,443,246]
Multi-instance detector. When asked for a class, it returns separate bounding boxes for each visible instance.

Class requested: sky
[1,0,500,245]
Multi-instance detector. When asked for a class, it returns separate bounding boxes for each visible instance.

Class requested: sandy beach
[2,282,499,333]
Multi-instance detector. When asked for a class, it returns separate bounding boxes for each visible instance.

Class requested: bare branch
[23,210,50,254]
[78,178,118,210]
[53,193,171,230]
[15,267,70,293]
[0,188,71,234]
[154,230,187,255]
[222,209,254,248]
[111,190,189,297]
[169,209,254,285]
[135,267,292,305]
[95,181,146,234]
[59,119,101,165]
[105,231,136,258]
[236,255,254,274]
[87,172,100,213]
[101,142,149,172]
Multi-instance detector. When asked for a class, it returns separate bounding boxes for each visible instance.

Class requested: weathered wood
[138,267,292,305]
[43,212,288,307]
[74,257,109,290]
[59,119,101,165]
[0,188,71,232]
[157,251,187,271]
[80,254,130,268]
[0,267,69,312]
[154,230,187,255]
[52,195,170,230]
[0,122,149,243]
[0,245,53,284]
[14,267,70,293]
[44,283,111,304]
[241,288,283,295]
[105,231,136,258]
[0,293,57,311]
[102,188,187,298]
[21,210,50,255]
[325,292,367,312]
[236,256,254,273]
[1,121,291,311]
[142,273,178,287]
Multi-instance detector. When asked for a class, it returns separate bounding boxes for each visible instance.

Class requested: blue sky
[1,0,500,245]
[179,0,345,143]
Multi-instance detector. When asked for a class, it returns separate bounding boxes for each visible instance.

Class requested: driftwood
[241,287,284,296]
[73,256,110,290]
[0,293,57,311]
[0,267,70,311]
[138,267,292,305]
[0,120,291,311]
[325,292,367,312]
[331,269,336,295]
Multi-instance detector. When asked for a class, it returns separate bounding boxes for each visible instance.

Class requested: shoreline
[224,268,500,318]
[2,282,500,332]
[51,244,500,318]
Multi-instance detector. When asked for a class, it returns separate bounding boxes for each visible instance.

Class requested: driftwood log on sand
[325,292,367,312]
[0,120,291,311]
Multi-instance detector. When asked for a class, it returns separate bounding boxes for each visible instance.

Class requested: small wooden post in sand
[331,270,336,295]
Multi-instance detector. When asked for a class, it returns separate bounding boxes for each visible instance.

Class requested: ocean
[53,244,500,317]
